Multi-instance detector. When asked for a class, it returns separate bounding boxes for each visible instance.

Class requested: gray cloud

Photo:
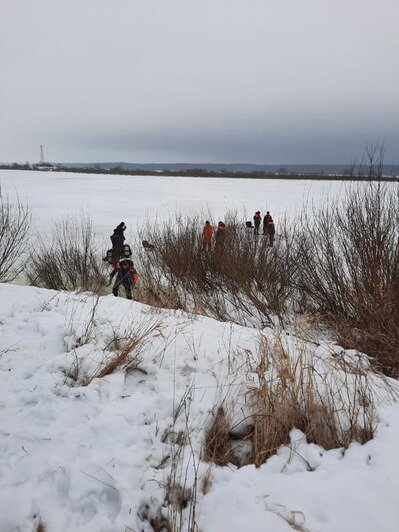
[1,0,398,164]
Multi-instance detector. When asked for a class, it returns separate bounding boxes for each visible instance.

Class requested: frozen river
[1,169,351,240]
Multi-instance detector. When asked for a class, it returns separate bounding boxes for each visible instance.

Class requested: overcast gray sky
[1,0,398,164]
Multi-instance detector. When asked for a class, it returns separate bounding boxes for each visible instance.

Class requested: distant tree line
[1,143,398,182]
[1,164,398,181]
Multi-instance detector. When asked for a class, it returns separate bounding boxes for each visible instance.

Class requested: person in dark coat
[263,211,272,234]
[215,221,226,247]
[110,222,127,259]
[253,211,261,235]
[109,258,139,299]
[115,222,126,238]
[110,230,124,259]
[265,216,275,246]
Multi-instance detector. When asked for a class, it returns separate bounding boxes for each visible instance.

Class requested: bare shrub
[27,214,108,293]
[136,212,298,325]
[296,182,399,377]
[210,216,299,323]
[0,186,31,282]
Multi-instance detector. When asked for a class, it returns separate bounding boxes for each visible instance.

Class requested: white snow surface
[0,170,349,240]
[0,283,398,531]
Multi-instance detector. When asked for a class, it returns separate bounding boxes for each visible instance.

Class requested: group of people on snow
[252,210,275,245]
[104,222,139,300]
[202,211,275,249]
[202,220,226,251]
[106,212,276,300]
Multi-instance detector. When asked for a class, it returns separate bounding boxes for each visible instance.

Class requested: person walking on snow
[253,211,261,235]
[109,258,139,300]
[202,221,213,251]
[263,211,272,234]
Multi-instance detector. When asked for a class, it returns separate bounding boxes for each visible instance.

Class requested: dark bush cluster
[296,183,399,377]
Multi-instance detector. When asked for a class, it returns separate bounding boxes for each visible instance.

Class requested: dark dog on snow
[142,240,155,251]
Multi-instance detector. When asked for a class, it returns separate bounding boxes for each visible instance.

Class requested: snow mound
[0,284,398,531]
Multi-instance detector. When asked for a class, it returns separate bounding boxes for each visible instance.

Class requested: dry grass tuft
[200,467,213,495]
[138,502,172,532]
[203,406,236,466]
[91,336,142,381]
[79,320,162,386]
[33,516,46,532]
[203,334,393,471]
[247,335,382,467]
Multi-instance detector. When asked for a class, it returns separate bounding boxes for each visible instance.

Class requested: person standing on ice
[109,258,139,300]
[215,221,227,249]
[253,211,261,235]
[265,215,275,246]
[202,220,213,251]
[262,211,272,234]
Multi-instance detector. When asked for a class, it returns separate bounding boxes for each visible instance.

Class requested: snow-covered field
[0,170,348,240]
[0,283,398,532]
[1,170,399,531]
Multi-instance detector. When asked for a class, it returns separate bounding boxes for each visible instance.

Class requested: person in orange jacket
[202,220,213,251]
[109,258,139,299]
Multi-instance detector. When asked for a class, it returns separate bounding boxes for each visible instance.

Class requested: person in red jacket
[265,216,275,246]
[262,211,272,234]
[253,211,261,235]
[202,220,213,251]
[109,259,139,300]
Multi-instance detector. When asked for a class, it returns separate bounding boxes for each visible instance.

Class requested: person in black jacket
[115,222,126,238]
[110,222,127,259]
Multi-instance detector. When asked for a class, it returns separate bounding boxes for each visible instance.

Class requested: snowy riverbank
[0,283,398,531]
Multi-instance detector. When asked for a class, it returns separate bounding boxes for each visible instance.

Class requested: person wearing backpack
[109,258,139,300]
